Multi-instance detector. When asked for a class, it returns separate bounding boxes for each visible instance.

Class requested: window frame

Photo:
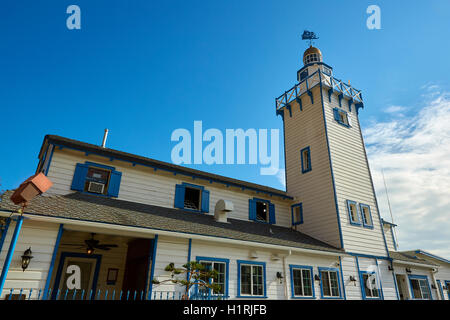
[333,107,351,128]
[249,198,276,224]
[318,267,342,299]
[237,260,267,298]
[291,203,303,226]
[289,265,315,299]
[359,271,382,300]
[408,275,433,300]
[174,182,210,213]
[196,256,229,298]
[359,203,374,229]
[300,146,312,174]
[346,200,362,226]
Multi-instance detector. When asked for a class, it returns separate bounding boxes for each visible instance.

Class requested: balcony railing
[0,288,227,301]
[275,69,363,111]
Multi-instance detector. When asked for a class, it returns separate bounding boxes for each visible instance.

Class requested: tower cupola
[303,45,323,65]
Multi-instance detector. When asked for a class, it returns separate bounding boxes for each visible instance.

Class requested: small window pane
[321,271,331,296]
[256,201,268,222]
[302,269,313,296]
[241,265,251,295]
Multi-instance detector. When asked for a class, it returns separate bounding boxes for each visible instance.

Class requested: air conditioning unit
[88,181,105,194]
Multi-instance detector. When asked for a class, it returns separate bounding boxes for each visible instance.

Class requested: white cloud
[276,168,286,188]
[364,91,450,259]
[384,105,407,114]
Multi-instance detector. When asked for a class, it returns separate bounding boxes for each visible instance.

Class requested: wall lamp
[276,272,284,284]
[21,247,33,271]
[314,274,320,281]
[405,268,412,273]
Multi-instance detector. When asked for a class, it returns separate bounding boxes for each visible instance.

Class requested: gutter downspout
[430,267,441,300]
[282,249,292,300]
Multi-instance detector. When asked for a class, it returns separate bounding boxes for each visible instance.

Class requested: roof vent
[214,199,233,223]
[101,129,109,148]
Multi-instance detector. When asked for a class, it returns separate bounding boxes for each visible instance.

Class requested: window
[360,204,373,228]
[319,268,341,299]
[71,162,122,197]
[322,66,332,75]
[291,203,303,226]
[333,108,352,127]
[445,281,450,299]
[347,200,361,226]
[301,147,311,173]
[290,265,314,298]
[305,54,319,64]
[299,69,309,81]
[409,275,432,300]
[360,271,381,299]
[197,257,229,297]
[237,261,266,297]
[174,183,210,212]
[249,198,275,224]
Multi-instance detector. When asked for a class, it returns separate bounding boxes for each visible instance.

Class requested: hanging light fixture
[21,247,33,271]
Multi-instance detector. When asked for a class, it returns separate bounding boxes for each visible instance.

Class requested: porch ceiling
[0,190,343,255]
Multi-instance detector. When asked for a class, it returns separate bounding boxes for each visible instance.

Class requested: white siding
[0,220,60,299]
[283,86,341,248]
[45,149,293,227]
[323,91,388,256]
[383,225,396,251]
[340,256,362,299]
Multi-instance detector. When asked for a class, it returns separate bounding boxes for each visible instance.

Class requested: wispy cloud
[384,105,407,115]
[364,90,450,258]
[276,168,286,188]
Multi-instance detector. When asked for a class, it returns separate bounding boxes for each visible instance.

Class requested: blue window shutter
[249,199,256,221]
[107,170,122,197]
[201,190,210,213]
[333,108,340,121]
[71,163,89,191]
[174,184,185,209]
[269,203,276,224]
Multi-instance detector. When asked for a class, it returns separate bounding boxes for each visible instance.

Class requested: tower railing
[275,69,363,111]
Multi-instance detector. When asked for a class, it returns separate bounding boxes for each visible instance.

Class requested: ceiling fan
[62,233,118,255]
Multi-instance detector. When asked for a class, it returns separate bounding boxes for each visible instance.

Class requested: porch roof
[389,251,438,266]
[0,190,343,254]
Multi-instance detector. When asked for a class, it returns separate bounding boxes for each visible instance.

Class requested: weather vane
[301,30,319,46]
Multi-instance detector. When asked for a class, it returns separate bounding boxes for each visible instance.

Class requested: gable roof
[41,135,293,200]
[402,250,450,265]
[389,251,438,267]
[0,190,342,254]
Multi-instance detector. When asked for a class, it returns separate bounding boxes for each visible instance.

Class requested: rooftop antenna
[301,30,319,46]
[382,169,399,249]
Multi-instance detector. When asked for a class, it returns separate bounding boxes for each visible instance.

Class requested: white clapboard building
[0,45,449,301]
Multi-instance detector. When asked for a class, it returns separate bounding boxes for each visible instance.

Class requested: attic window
[84,167,110,195]
[184,186,201,210]
[71,162,122,198]
[256,201,268,222]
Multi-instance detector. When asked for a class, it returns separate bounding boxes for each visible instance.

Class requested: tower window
[249,198,276,224]
[333,108,351,127]
[305,54,319,64]
[360,204,373,228]
[291,203,303,225]
[301,147,311,173]
[347,200,361,226]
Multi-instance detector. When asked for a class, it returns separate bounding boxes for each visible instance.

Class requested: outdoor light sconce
[314,274,320,281]
[276,272,284,284]
[21,247,33,271]
[349,276,357,286]
[405,268,412,273]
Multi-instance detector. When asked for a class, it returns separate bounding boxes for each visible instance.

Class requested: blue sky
[1,1,449,254]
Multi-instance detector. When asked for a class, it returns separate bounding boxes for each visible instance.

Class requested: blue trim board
[338,256,346,300]
[51,251,102,300]
[318,73,344,249]
[47,142,293,200]
[445,281,450,299]
[186,238,192,282]
[346,200,362,226]
[359,203,374,229]
[236,260,267,298]
[43,145,55,176]
[288,265,315,299]
[43,224,64,299]
[392,269,400,300]
[318,266,343,299]
[291,203,303,226]
[147,235,159,300]
[196,256,230,298]
[407,274,433,300]
[0,217,11,253]
[415,250,450,264]
[0,215,24,293]
[436,280,444,300]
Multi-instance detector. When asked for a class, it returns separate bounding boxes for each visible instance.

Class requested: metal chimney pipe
[101,129,109,148]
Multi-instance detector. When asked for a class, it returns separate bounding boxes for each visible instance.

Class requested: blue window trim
[346,200,361,226]
[359,203,374,229]
[291,203,303,226]
[333,107,351,128]
[236,260,267,298]
[359,270,382,300]
[249,197,276,224]
[174,182,210,213]
[196,256,230,298]
[84,161,116,171]
[51,251,102,300]
[408,274,433,300]
[436,280,444,300]
[289,265,315,299]
[300,146,311,174]
[318,267,343,299]
[445,281,450,299]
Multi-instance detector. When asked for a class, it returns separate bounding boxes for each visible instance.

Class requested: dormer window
[249,198,275,224]
[256,201,268,222]
[184,186,201,210]
[174,183,210,213]
[71,162,122,197]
